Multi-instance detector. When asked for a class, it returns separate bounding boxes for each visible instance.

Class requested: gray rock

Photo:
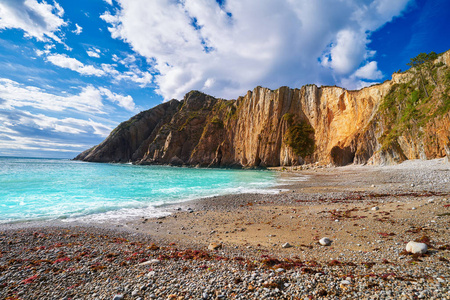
[281,242,293,248]
[112,295,124,300]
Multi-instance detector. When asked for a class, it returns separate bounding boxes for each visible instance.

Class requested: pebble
[405,241,428,254]
[139,259,161,266]
[208,242,222,250]
[319,237,332,246]
[112,295,123,300]
[371,206,379,211]
[281,242,293,248]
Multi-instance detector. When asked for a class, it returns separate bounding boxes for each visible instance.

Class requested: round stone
[319,237,332,246]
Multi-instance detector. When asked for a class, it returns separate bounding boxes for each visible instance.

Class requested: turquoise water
[0,157,279,223]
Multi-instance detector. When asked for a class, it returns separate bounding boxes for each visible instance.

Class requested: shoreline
[1,158,449,299]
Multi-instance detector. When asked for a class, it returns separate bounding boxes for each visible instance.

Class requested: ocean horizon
[0,156,283,224]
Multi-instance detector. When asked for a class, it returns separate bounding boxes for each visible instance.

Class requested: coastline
[1,158,449,299]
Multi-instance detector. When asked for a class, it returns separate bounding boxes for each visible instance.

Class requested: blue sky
[0,0,449,158]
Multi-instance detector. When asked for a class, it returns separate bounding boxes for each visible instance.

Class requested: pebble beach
[1,159,449,299]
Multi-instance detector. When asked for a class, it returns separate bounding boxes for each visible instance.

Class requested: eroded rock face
[75,51,450,167]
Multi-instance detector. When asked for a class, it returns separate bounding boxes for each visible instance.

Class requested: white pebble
[405,241,428,254]
[319,237,332,246]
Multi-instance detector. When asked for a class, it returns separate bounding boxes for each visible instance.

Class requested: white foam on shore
[62,185,289,224]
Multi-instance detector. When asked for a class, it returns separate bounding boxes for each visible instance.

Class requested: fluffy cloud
[0,0,66,43]
[354,61,383,80]
[46,54,105,76]
[101,0,412,100]
[0,78,135,113]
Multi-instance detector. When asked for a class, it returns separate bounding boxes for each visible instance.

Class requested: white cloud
[321,29,368,75]
[101,63,152,87]
[0,133,89,152]
[101,0,412,100]
[354,61,383,80]
[46,53,105,76]
[13,111,112,136]
[0,78,136,114]
[0,0,66,43]
[73,23,83,35]
[86,48,101,58]
[99,87,135,111]
[103,0,113,5]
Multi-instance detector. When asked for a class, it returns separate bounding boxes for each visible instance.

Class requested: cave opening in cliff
[330,146,356,166]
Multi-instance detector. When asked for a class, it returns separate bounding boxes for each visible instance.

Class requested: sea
[0,157,286,224]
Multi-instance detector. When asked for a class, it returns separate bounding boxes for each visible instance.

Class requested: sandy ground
[117,159,450,259]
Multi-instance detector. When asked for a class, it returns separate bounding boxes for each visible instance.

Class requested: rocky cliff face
[75,51,450,167]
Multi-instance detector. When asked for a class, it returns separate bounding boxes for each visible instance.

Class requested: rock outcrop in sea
[75,50,450,167]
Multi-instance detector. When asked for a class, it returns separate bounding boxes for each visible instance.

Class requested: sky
[0,0,449,158]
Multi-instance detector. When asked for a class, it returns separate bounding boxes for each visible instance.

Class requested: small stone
[131,290,139,297]
[139,259,160,266]
[405,241,428,254]
[411,183,415,187]
[208,242,222,250]
[412,207,417,210]
[371,184,375,187]
[281,242,293,248]
[371,206,379,211]
[275,268,285,273]
[319,237,332,246]
[112,295,124,300]
[340,280,351,285]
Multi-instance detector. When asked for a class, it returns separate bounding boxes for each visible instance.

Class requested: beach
[1,159,449,299]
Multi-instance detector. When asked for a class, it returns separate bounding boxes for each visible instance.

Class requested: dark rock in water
[169,156,184,166]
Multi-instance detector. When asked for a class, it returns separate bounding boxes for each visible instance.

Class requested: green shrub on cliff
[283,114,314,157]
[210,116,224,128]
[379,51,450,151]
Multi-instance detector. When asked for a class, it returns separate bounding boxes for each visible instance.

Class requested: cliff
[75,50,450,167]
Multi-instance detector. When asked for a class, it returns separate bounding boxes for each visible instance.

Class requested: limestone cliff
[75,51,450,167]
